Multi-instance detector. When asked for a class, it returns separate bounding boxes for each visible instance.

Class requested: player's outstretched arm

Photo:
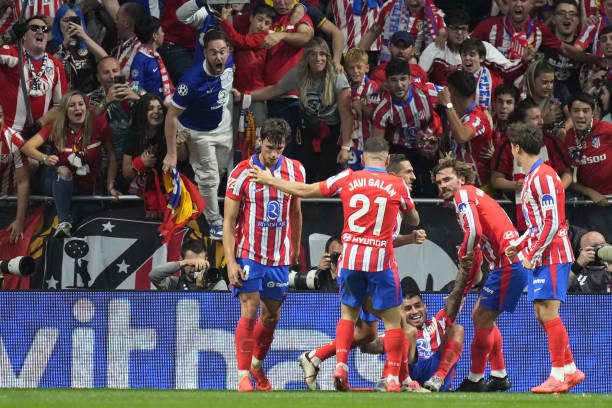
[249,167,322,198]
[443,251,473,320]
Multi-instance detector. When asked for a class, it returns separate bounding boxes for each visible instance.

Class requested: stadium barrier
[1,198,610,290]
[0,291,610,392]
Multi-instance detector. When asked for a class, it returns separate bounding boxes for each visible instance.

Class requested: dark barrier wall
[2,201,610,290]
[0,292,610,392]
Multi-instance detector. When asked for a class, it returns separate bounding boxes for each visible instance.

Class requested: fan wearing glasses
[0,15,68,140]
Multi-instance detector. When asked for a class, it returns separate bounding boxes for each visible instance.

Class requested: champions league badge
[177,84,188,96]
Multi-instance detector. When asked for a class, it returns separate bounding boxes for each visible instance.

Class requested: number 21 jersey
[319,167,415,272]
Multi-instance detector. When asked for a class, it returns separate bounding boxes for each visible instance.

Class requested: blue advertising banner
[0,292,610,392]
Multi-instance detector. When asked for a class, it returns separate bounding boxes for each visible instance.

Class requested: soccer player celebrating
[505,123,584,393]
[360,260,470,393]
[297,154,426,392]
[223,118,304,392]
[434,155,528,392]
[250,137,419,392]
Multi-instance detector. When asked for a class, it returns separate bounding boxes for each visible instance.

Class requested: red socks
[398,335,410,382]
[434,339,463,379]
[235,317,256,370]
[562,324,574,366]
[335,319,355,367]
[384,328,404,377]
[543,317,568,368]
[489,325,506,371]
[315,340,337,361]
[252,319,275,361]
[470,327,494,375]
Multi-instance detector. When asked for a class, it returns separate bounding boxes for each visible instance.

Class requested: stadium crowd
[1,0,611,242]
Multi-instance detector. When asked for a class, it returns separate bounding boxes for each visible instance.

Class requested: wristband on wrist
[39,154,47,164]
[132,155,147,173]
[341,145,351,151]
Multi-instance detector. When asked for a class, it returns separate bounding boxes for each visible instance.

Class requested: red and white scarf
[140,45,175,102]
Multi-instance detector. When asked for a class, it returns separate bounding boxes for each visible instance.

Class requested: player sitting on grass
[359,255,470,392]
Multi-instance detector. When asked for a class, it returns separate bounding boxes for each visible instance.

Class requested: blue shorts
[359,309,378,322]
[230,258,289,301]
[409,349,455,392]
[339,268,401,311]
[479,262,528,313]
[527,262,571,302]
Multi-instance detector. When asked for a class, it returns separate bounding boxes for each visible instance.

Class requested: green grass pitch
[1,390,611,408]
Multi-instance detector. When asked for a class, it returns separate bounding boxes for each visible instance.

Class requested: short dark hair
[121,2,146,26]
[554,0,578,11]
[601,25,612,37]
[25,14,48,26]
[387,153,408,174]
[324,236,341,252]
[135,15,161,44]
[260,118,291,145]
[253,4,277,20]
[569,92,596,111]
[204,29,229,49]
[508,97,539,125]
[401,275,421,299]
[385,58,411,78]
[181,239,205,257]
[447,70,476,98]
[443,8,470,27]
[364,137,389,154]
[493,83,520,103]
[507,123,543,155]
[460,38,486,58]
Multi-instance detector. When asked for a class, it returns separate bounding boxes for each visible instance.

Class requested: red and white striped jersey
[471,16,561,59]
[330,0,382,51]
[0,126,27,196]
[14,0,63,19]
[417,309,453,358]
[350,75,379,151]
[318,167,415,272]
[575,18,607,57]
[449,103,493,187]
[491,132,570,231]
[372,83,442,148]
[0,46,67,132]
[226,154,305,266]
[377,0,445,60]
[513,160,574,267]
[0,6,14,36]
[112,37,143,78]
[453,185,519,271]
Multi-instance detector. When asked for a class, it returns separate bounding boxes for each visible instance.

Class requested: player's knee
[57,166,73,181]
[261,314,279,328]
[354,324,377,345]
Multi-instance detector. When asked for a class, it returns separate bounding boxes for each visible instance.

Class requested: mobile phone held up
[114,75,126,84]
[66,16,81,25]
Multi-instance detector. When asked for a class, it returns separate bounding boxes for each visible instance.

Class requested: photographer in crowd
[569,230,612,293]
[149,239,227,291]
[305,235,342,292]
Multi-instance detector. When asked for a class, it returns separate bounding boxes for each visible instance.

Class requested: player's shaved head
[363,137,389,162]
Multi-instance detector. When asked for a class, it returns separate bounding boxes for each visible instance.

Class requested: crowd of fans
[0,0,610,276]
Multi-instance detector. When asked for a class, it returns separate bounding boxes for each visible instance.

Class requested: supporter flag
[158,169,206,244]
[41,208,188,290]
[0,205,44,289]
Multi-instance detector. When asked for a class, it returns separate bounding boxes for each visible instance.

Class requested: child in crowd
[343,48,379,170]
[219,4,276,129]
